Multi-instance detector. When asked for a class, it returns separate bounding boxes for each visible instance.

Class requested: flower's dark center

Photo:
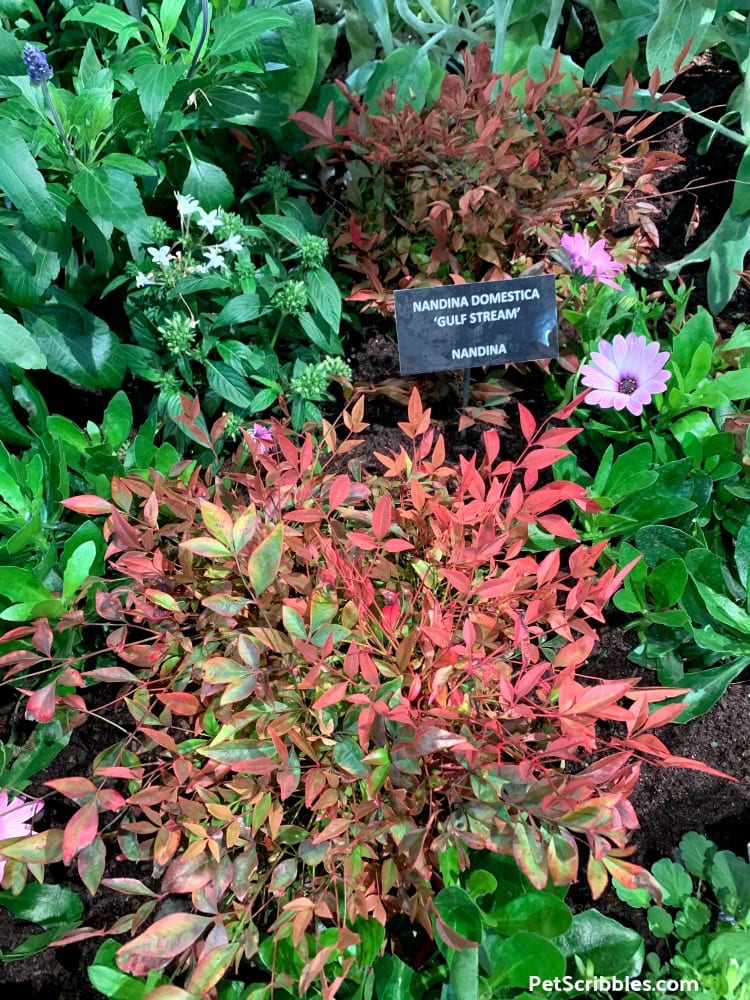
[618,376,638,395]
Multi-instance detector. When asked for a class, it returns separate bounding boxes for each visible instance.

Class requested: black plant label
[394,276,558,375]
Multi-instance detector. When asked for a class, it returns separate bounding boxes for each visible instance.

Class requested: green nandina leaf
[72,167,147,235]
[0,122,60,232]
[247,523,283,596]
[554,909,645,978]
[434,886,483,943]
[332,737,368,778]
[182,155,233,211]
[22,293,125,390]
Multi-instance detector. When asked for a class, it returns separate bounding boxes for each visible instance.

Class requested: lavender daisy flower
[249,423,273,454]
[580,333,671,416]
[559,232,624,290]
[0,791,43,879]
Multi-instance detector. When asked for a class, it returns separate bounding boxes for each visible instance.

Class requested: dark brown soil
[2,47,750,1000]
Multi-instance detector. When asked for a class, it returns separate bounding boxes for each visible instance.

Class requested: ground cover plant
[0,2,749,998]
[0,389,727,997]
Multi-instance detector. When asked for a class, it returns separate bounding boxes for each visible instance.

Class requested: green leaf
[364,46,433,111]
[373,954,417,1000]
[667,660,749,722]
[206,360,256,409]
[486,891,572,939]
[22,292,125,390]
[554,910,644,978]
[651,858,693,906]
[679,832,715,879]
[307,267,341,332]
[247,523,283,596]
[213,294,262,327]
[434,886,483,943]
[646,558,688,608]
[257,0,317,109]
[102,391,133,449]
[210,7,292,57]
[182,156,233,212]
[0,122,60,232]
[62,3,144,36]
[257,213,308,246]
[0,883,83,959]
[332,737,368,778]
[646,905,674,938]
[489,931,564,987]
[62,540,97,601]
[635,525,701,568]
[133,60,184,126]
[646,0,715,79]
[72,167,147,235]
[0,311,46,370]
[160,0,187,40]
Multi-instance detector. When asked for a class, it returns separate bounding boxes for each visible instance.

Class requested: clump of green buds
[298,235,329,271]
[290,356,352,401]
[274,280,308,316]
[158,313,197,356]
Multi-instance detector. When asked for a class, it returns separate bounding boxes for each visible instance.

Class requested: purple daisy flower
[249,423,274,454]
[559,232,624,289]
[0,791,43,879]
[580,333,671,416]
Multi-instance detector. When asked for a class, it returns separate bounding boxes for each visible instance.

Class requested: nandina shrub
[292,45,678,314]
[0,391,723,995]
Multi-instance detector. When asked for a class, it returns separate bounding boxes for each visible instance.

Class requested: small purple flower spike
[22,44,53,84]
[580,333,671,416]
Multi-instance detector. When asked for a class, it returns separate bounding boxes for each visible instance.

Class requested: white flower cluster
[135,192,244,288]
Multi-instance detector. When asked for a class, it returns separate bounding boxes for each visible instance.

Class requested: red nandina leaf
[156,691,201,716]
[345,531,378,551]
[518,403,536,442]
[25,681,58,723]
[553,636,596,670]
[521,448,570,470]
[45,777,97,802]
[328,475,352,511]
[537,514,579,541]
[63,798,99,864]
[116,913,212,976]
[60,495,113,515]
[312,681,350,710]
[97,789,127,811]
[372,494,392,541]
[99,879,160,898]
[292,101,337,148]
[382,538,413,552]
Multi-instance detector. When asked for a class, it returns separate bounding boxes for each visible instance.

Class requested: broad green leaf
[257,213,308,246]
[670,307,716,388]
[256,0,317,109]
[554,909,644,978]
[364,46,432,111]
[133,60,184,125]
[62,3,144,35]
[0,311,46,369]
[72,167,147,235]
[651,858,693,906]
[679,831,715,879]
[205,360,255,408]
[213,294,262,327]
[62,540,96,601]
[307,266,341,332]
[373,954,416,1000]
[102,391,133,449]
[487,891,572,938]
[22,292,126,390]
[332,737,368,778]
[646,0,716,79]
[434,886,483,943]
[159,0,187,40]
[247,523,283,596]
[182,155,233,211]
[0,122,60,232]
[489,931,564,987]
[210,7,292,57]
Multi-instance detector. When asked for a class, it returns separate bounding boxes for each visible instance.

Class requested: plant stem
[40,80,74,160]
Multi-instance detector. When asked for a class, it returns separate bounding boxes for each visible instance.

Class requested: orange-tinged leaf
[587,855,608,899]
[116,913,212,977]
[45,777,97,802]
[312,681,349,710]
[512,822,547,889]
[156,692,201,716]
[372,494,392,541]
[63,798,99,864]
[60,495,113,515]
[200,500,233,547]
[185,943,240,995]
[78,836,106,894]
[247,522,283,596]
[329,474,352,511]
[0,828,63,864]
[518,403,536,442]
[180,537,231,559]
